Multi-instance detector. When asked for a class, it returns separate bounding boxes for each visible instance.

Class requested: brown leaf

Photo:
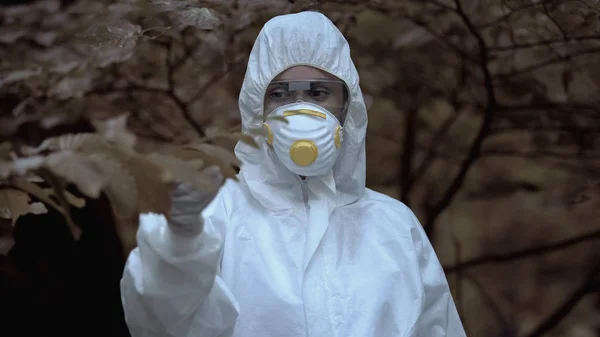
[91,113,137,149]
[29,202,48,214]
[41,187,86,208]
[44,150,109,198]
[79,20,142,49]
[0,236,15,256]
[30,133,106,154]
[171,8,221,30]
[265,115,290,124]
[363,94,375,110]
[164,146,238,180]
[0,161,10,179]
[200,132,260,149]
[0,68,43,88]
[7,156,45,177]
[47,73,94,100]
[88,152,137,218]
[0,142,12,159]
[182,143,240,176]
[145,152,218,192]
[14,181,65,215]
[107,149,170,216]
[38,169,81,240]
[0,188,48,227]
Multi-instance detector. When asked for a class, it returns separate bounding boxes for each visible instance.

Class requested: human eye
[268,88,290,101]
[308,86,330,100]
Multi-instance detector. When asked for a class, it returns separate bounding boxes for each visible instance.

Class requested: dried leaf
[146,152,217,191]
[91,113,137,149]
[0,188,48,226]
[88,44,137,67]
[0,236,15,256]
[0,27,28,44]
[172,8,221,30]
[183,143,240,166]
[239,134,260,148]
[163,145,239,180]
[14,181,64,215]
[106,149,170,216]
[29,202,48,214]
[363,94,375,110]
[44,150,109,198]
[88,152,137,218]
[392,25,434,49]
[200,132,260,149]
[0,143,12,159]
[81,20,142,49]
[33,31,58,46]
[0,68,42,88]
[48,73,94,99]
[33,133,106,153]
[9,156,45,176]
[149,0,189,12]
[41,187,86,208]
[0,161,10,179]
[39,169,81,239]
[266,115,289,124]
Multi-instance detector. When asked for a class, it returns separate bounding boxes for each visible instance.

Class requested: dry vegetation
[0,0,599,336]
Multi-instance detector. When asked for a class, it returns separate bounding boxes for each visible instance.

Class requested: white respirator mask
[263,102,343,177]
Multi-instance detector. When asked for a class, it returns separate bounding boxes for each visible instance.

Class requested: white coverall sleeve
[120,209,239,337]
[409,212,467,337]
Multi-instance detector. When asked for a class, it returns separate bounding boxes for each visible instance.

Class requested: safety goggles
[264,79,349,118]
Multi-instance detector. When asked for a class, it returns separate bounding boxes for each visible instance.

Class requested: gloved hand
[168,166,223,237]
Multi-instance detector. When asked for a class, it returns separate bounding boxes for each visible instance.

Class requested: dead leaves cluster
[0,113,258,256]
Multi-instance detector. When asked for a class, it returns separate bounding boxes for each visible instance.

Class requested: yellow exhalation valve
[289,140,318,166]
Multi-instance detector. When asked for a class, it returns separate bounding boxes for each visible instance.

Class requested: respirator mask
[262,79,349,177]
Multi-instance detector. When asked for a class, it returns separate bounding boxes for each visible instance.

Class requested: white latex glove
[168,166,223,237]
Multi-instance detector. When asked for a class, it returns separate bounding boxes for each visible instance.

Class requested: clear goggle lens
[264,79,349,118]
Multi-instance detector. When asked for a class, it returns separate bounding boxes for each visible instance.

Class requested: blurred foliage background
[0,0,599,336]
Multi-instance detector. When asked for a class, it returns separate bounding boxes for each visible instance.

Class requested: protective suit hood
[235,11,368,209]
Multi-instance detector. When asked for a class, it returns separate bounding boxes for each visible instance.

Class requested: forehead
[273,66,340,81]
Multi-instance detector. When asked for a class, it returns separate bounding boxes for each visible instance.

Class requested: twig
[444,228,600,273]
[423,0,497,237]
[187,59,246,105]
[399,108,418,205]
[463,272,512,333]
[477,0,558,29]
[493,47,600,79]
[411,112,459,186]
[523,263,600,337]
[163,40,206,138]
[451,234,470,335]
[490,35,600,52]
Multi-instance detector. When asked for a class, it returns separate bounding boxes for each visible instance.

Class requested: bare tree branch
[494,47,600,79]
[411,112,459,186]
[477,0,559,29]
[463,272,513,334]
[523,263,600,337]
[163,40,206,138]
[444,228,600,274]
[186,58,247,104]
[490,35,600,52]
[480,149,600,160]
[491,126,600,134]
[399,107,418,205]
[423,0,498,237]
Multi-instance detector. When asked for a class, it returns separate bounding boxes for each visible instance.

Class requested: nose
[293,91,306,102]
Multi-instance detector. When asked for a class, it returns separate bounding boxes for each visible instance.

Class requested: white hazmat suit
[120,11,467,337]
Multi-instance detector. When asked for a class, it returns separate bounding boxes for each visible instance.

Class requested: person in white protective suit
[120,11,467,337]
